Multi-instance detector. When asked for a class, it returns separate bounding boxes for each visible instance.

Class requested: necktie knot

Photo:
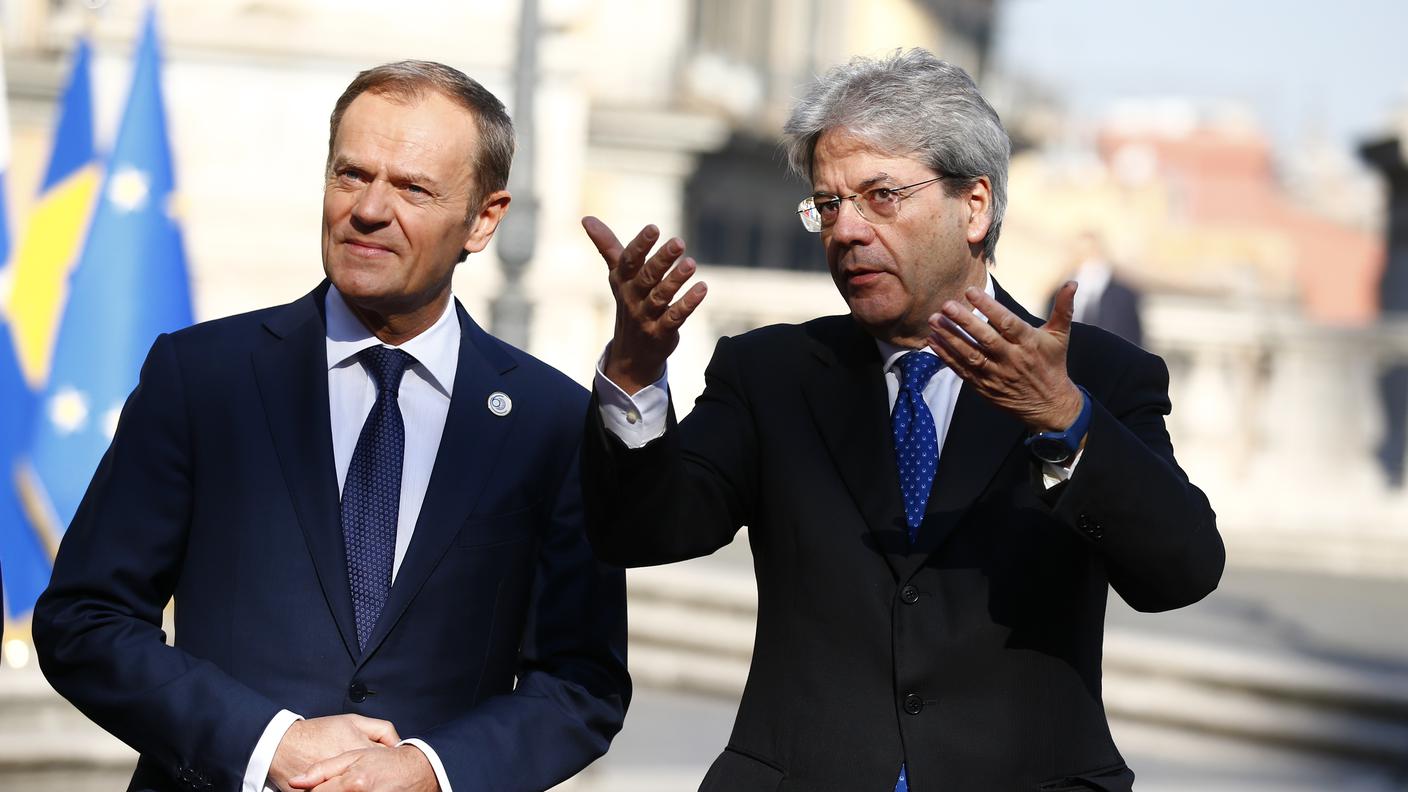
[360,346,414,396]
[895,350,941,393]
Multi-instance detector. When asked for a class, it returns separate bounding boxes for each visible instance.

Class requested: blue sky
[993,0,1408,157]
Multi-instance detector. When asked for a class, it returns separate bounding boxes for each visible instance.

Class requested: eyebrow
[812,172,897,197]
[329,156,440,190]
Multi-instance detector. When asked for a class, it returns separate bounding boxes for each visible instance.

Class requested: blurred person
[1049,230,1145,347]
[580,49,1221,791]
[33,61,628,792]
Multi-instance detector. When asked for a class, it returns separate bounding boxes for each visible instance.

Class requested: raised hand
[926,281,1084,433]
[582,216,707,395]
[268,714,401,791]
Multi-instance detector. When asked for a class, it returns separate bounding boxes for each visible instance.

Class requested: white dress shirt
[594,274,1079,487]
[242,285,457,792]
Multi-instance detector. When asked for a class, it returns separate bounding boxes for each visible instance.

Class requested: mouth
[341,237,395,258]
[842,267,890,288]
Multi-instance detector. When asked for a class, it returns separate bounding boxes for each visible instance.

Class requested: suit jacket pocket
[699,747,785,792]
[455,504,539,548]
[1038,761,1134,792]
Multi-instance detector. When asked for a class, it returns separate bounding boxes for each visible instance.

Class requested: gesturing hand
[288,745,438,792]
[926,281,1084,433]
[268,714,401,792]
[582,216,707,395]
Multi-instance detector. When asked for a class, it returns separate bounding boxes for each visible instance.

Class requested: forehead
[332,90,478,177]
[811,130,930,189]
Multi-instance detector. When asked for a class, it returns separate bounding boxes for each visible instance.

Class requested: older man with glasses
[581,48,1223,792]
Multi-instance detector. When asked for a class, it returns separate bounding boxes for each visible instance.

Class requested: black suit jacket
[35,283,630,792]
[582,282,1221,792]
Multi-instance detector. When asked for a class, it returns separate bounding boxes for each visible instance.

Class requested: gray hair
[783,49,1010,262]
[328,60,515,208]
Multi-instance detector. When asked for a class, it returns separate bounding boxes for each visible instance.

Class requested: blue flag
[0,36,60,621]
[29,10,193,534]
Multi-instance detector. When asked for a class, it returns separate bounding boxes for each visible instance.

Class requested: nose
[350,178,394,228]
[827,197,874,247]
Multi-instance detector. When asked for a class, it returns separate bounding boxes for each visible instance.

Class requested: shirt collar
[325,285,461,397]
[877,271,994,374]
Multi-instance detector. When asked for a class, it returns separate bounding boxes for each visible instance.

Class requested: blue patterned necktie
[341,346,414,650]
[891,351,942,544]
[891,351,941,792]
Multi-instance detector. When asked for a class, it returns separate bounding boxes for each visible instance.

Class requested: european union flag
[29,10,193,534]
[0,40,58,621]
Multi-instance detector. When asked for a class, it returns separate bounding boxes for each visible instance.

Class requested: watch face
[1029,436,1073,464]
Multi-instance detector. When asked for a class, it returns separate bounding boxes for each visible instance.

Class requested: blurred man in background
[581,49,1221,791]
[1053,229,1145,347]
[34,61,628,792]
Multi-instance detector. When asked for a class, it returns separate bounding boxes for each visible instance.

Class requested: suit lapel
[357,302,518,664]
[801,318,909,581]
[900,279,1038,577]
[252,283,361,661]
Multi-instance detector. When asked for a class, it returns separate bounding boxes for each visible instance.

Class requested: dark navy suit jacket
[35,282,630,792]
[583,281,1220,791]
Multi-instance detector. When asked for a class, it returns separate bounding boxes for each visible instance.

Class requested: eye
[337,167,367,183]
[814,196,842,215]
[405,184,429,195]
[867,187,899,204]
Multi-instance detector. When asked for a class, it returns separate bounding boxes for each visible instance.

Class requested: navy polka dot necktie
[342,346,414,651]
[891,351,942,544]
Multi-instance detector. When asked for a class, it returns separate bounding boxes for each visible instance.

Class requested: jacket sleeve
[33,333,282,791]
[1049,345,1225,612]
[418,438,631,791]
[582,335,759,568]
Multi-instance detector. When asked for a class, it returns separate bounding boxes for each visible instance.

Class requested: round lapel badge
[487,391,512,417]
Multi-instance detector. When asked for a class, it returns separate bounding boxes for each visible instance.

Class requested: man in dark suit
[580,50,1222,791]
[34,61,628,792]
[1051,231,1145,348]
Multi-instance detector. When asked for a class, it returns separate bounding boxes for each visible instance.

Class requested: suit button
[900,585,920,605]
[903,693,924,715]
[348,681,368,703]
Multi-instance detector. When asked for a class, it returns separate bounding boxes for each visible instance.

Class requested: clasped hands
[269,714,437,792]
[583,215,1084,434]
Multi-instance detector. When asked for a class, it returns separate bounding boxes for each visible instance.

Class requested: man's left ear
[965,176,992,245]
[463,189,513,256]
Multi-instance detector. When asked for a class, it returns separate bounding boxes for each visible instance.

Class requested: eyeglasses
[795,176,948,233]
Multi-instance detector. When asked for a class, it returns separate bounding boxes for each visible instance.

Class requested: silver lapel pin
[487,391,512,417]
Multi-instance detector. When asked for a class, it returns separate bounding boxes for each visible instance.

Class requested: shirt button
[625,409,640,425]
[903,693,924,715]
[348,681,369,703]
[900,585,920,605]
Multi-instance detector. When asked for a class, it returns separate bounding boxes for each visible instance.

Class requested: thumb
[289,750,362,790]
[351,715,401,746]
[1045,280,1077,336]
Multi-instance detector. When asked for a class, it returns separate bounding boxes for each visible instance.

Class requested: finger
[351,715,400,746]
[581,216,626,271]
[634,237,686,291]
[644,257,697,317]
[660,282,708,331]
[962,287,1032,345]
[288,751,362,790]
[617,225,662,281]
[1044,280,1077,336]
[928,310,990,362]
[936,300,1005,354]
[926,331,978,381]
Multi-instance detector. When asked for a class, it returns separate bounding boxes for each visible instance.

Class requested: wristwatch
[1024,386,1092,464]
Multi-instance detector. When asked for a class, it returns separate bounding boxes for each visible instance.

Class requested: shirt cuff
[1040,447,1084,490]
[593,345,669,449]
[244,709,302,792]
[399,738,452,792]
